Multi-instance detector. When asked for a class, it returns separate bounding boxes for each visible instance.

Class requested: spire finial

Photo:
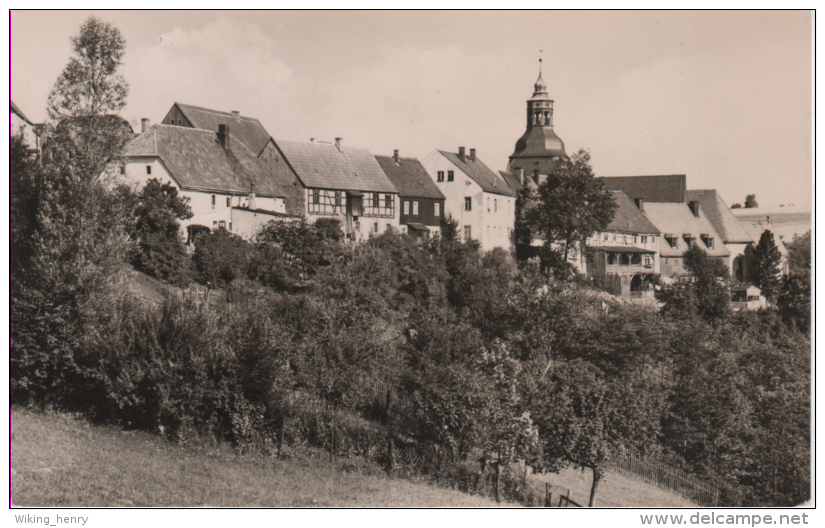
[534,51,547,94]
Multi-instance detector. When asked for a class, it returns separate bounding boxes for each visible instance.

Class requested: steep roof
[274,139,397,193]
[171,103,272,155]
[499,170,524,194]
[642,202,730,258]
[510,126,567,160]
[438,150,516,197]
[375,155,445,200]
[599,175,687,203]
[606,191,660,235]
[123,124,287,198]
[685,189,753,244]
[10,100,33,125]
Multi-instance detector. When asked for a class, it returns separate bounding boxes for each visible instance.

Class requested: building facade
[584,191,661,297]
[121,123,291,243]
[421,147,515,251]
[376,150,445,238]
[273,138,400,242]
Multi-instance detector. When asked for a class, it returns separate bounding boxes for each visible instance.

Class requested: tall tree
[47,16,127,120]
[525,149,616,270]
[744,194,758,208]
[45,16,131,178]
[750,230,783,302]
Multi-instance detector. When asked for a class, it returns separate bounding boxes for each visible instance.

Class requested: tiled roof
[599,175,687,203]
[123,124,287,198]
[499,170,523,194]
[10,100,33,125]
[606,191,661,235]
[438,150,516,197]
[173,103,272,155]
[642,202,730,258]
[274,139,397,193]
[685,190,753,244]
[510,126,567,160]
[375,155,444,200]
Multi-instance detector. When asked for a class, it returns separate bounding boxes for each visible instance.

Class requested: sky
[9,10,812,209]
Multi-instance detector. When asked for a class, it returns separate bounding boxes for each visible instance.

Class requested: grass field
[10,408,505,507]
[11,408,697,507]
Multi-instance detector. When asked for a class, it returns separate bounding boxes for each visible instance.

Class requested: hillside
[12,408,699,507]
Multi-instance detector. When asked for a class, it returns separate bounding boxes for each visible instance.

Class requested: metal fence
[605,452,719,506]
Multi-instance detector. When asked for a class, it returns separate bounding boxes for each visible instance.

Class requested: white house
[120,123,293,243]
[421,147,516,251]
[10,100,41,157]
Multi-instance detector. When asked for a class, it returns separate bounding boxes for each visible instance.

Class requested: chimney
[469,148,476,161]
[335,137,343,152]
[393,149,399,163]
[141,118,150,133]
[688,200,700,217]
[218,124,230,149]
[635,198,645,212]
[458,146,465,161]
[231,110,240,118]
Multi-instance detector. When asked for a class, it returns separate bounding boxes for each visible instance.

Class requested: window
[212,195,216,209]
[386,223,391,232]
[674,259,681,267]
[607,253,617,265]
[701,235,714,249]
[308,188,343,214]
[413,201,419,215]
[218,220,226,229]
[666,236,678,249]
[437,171,444,182]
[464,197,472,211]
[146,165,151,175]
[363,193,394,217]
[373,222,379,233]
[604,234,609,241]
[447,170,454,182]
[355,221,360,232]
[434,203,440,217]
[494,199,498,212]
[334,191,342,208]
[120,165,125,175]
[226,197,231,207]
[641,236,647,244]
[404,201,410,215]
[463,225,471,241]
[643,255,652,268]
[229,223,233,231]
[487,198,491,212]
[683,235,695,247]
[313,189,320,204]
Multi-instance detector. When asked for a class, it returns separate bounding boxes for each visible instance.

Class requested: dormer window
[701,234,714,249]
[665,234,678,248]
[683,234,696,247]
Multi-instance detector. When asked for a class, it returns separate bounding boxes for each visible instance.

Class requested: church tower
[508,59,567,181]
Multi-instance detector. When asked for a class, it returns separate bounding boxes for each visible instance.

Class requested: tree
[193,228,253,288]
[525,149,616,271]
[45,17,131,179]
[777,271,811,333]
[47,16,127,121]
[731,203,743,209]
[656,245,730,323]
[744,194,758,208]
[785,230,811,273]
[131,179,194,286]
[10,133,41,275]
[439,213,459,242]
[750,230,783,302]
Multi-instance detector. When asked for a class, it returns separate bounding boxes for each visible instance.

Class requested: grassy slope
[11,408,697,507]
[534,466,698,508]
[10,409,504,507]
